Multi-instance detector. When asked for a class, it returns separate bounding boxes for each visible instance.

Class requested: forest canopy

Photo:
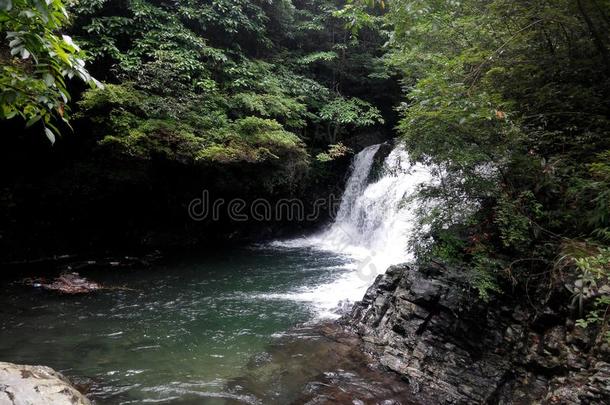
[67,0,393,167]
[0,0,398,258]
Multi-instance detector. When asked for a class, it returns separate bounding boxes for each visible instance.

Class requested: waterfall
[279,142,432,270]
[334,143,381,224]
[268,142,433,318]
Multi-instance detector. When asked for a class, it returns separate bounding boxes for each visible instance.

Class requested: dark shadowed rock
[344,263,512,403]
[342,263,610,404]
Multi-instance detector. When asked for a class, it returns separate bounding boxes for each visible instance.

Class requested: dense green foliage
[0,0,98,141]
[354,0,610,341]
[66,0,393,171]
[2,0,395,184]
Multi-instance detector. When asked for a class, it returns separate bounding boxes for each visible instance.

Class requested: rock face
[344,263,610,404]
[0,362,90,405]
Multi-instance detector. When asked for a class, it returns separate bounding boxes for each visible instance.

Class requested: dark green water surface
[0,247,354,404]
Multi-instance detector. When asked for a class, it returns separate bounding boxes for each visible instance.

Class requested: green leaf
[43,73,54,86]
[25,115,41,127]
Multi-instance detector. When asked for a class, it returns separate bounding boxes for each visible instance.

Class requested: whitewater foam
[265,142,432,318]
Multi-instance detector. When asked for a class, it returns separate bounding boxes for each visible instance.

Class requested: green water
[0,247,352,404]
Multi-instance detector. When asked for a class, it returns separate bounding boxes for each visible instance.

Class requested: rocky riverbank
[342,262,610,404]
[3,259,609,404]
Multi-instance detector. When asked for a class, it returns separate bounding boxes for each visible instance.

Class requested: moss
[99,119,206,161]
[194,117,307,164]
[196,143,259,163]
[76,80,311,192]
[77,84,146,117]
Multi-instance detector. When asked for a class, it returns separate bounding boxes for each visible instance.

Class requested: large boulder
[0,362,90,405]
[344,263,513,403]
[343,262,610,404]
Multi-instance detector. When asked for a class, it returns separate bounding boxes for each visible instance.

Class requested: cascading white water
[268,142,433,318]
[333,143,382,224]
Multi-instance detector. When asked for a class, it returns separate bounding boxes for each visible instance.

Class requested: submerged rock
[230,323,421,404]
[37,272,102,294]
[44,272,102,294]
[0,362,90,405]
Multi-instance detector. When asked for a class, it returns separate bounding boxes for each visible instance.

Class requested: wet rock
[511,307,529,323]
[543,326,566,354]
[344,263,514,403]
[367,142,394,183]
[0,361,90,405]
[332,299,354,316]
[505,324,524,344]
[22,272,132,295]
[342,262,610,404]
[494,370,549,405]
[543,361,610,404]
[37,272,101,294]
[567,324,592,348]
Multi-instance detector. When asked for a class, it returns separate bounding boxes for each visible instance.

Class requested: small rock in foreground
[0,361,90,405]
